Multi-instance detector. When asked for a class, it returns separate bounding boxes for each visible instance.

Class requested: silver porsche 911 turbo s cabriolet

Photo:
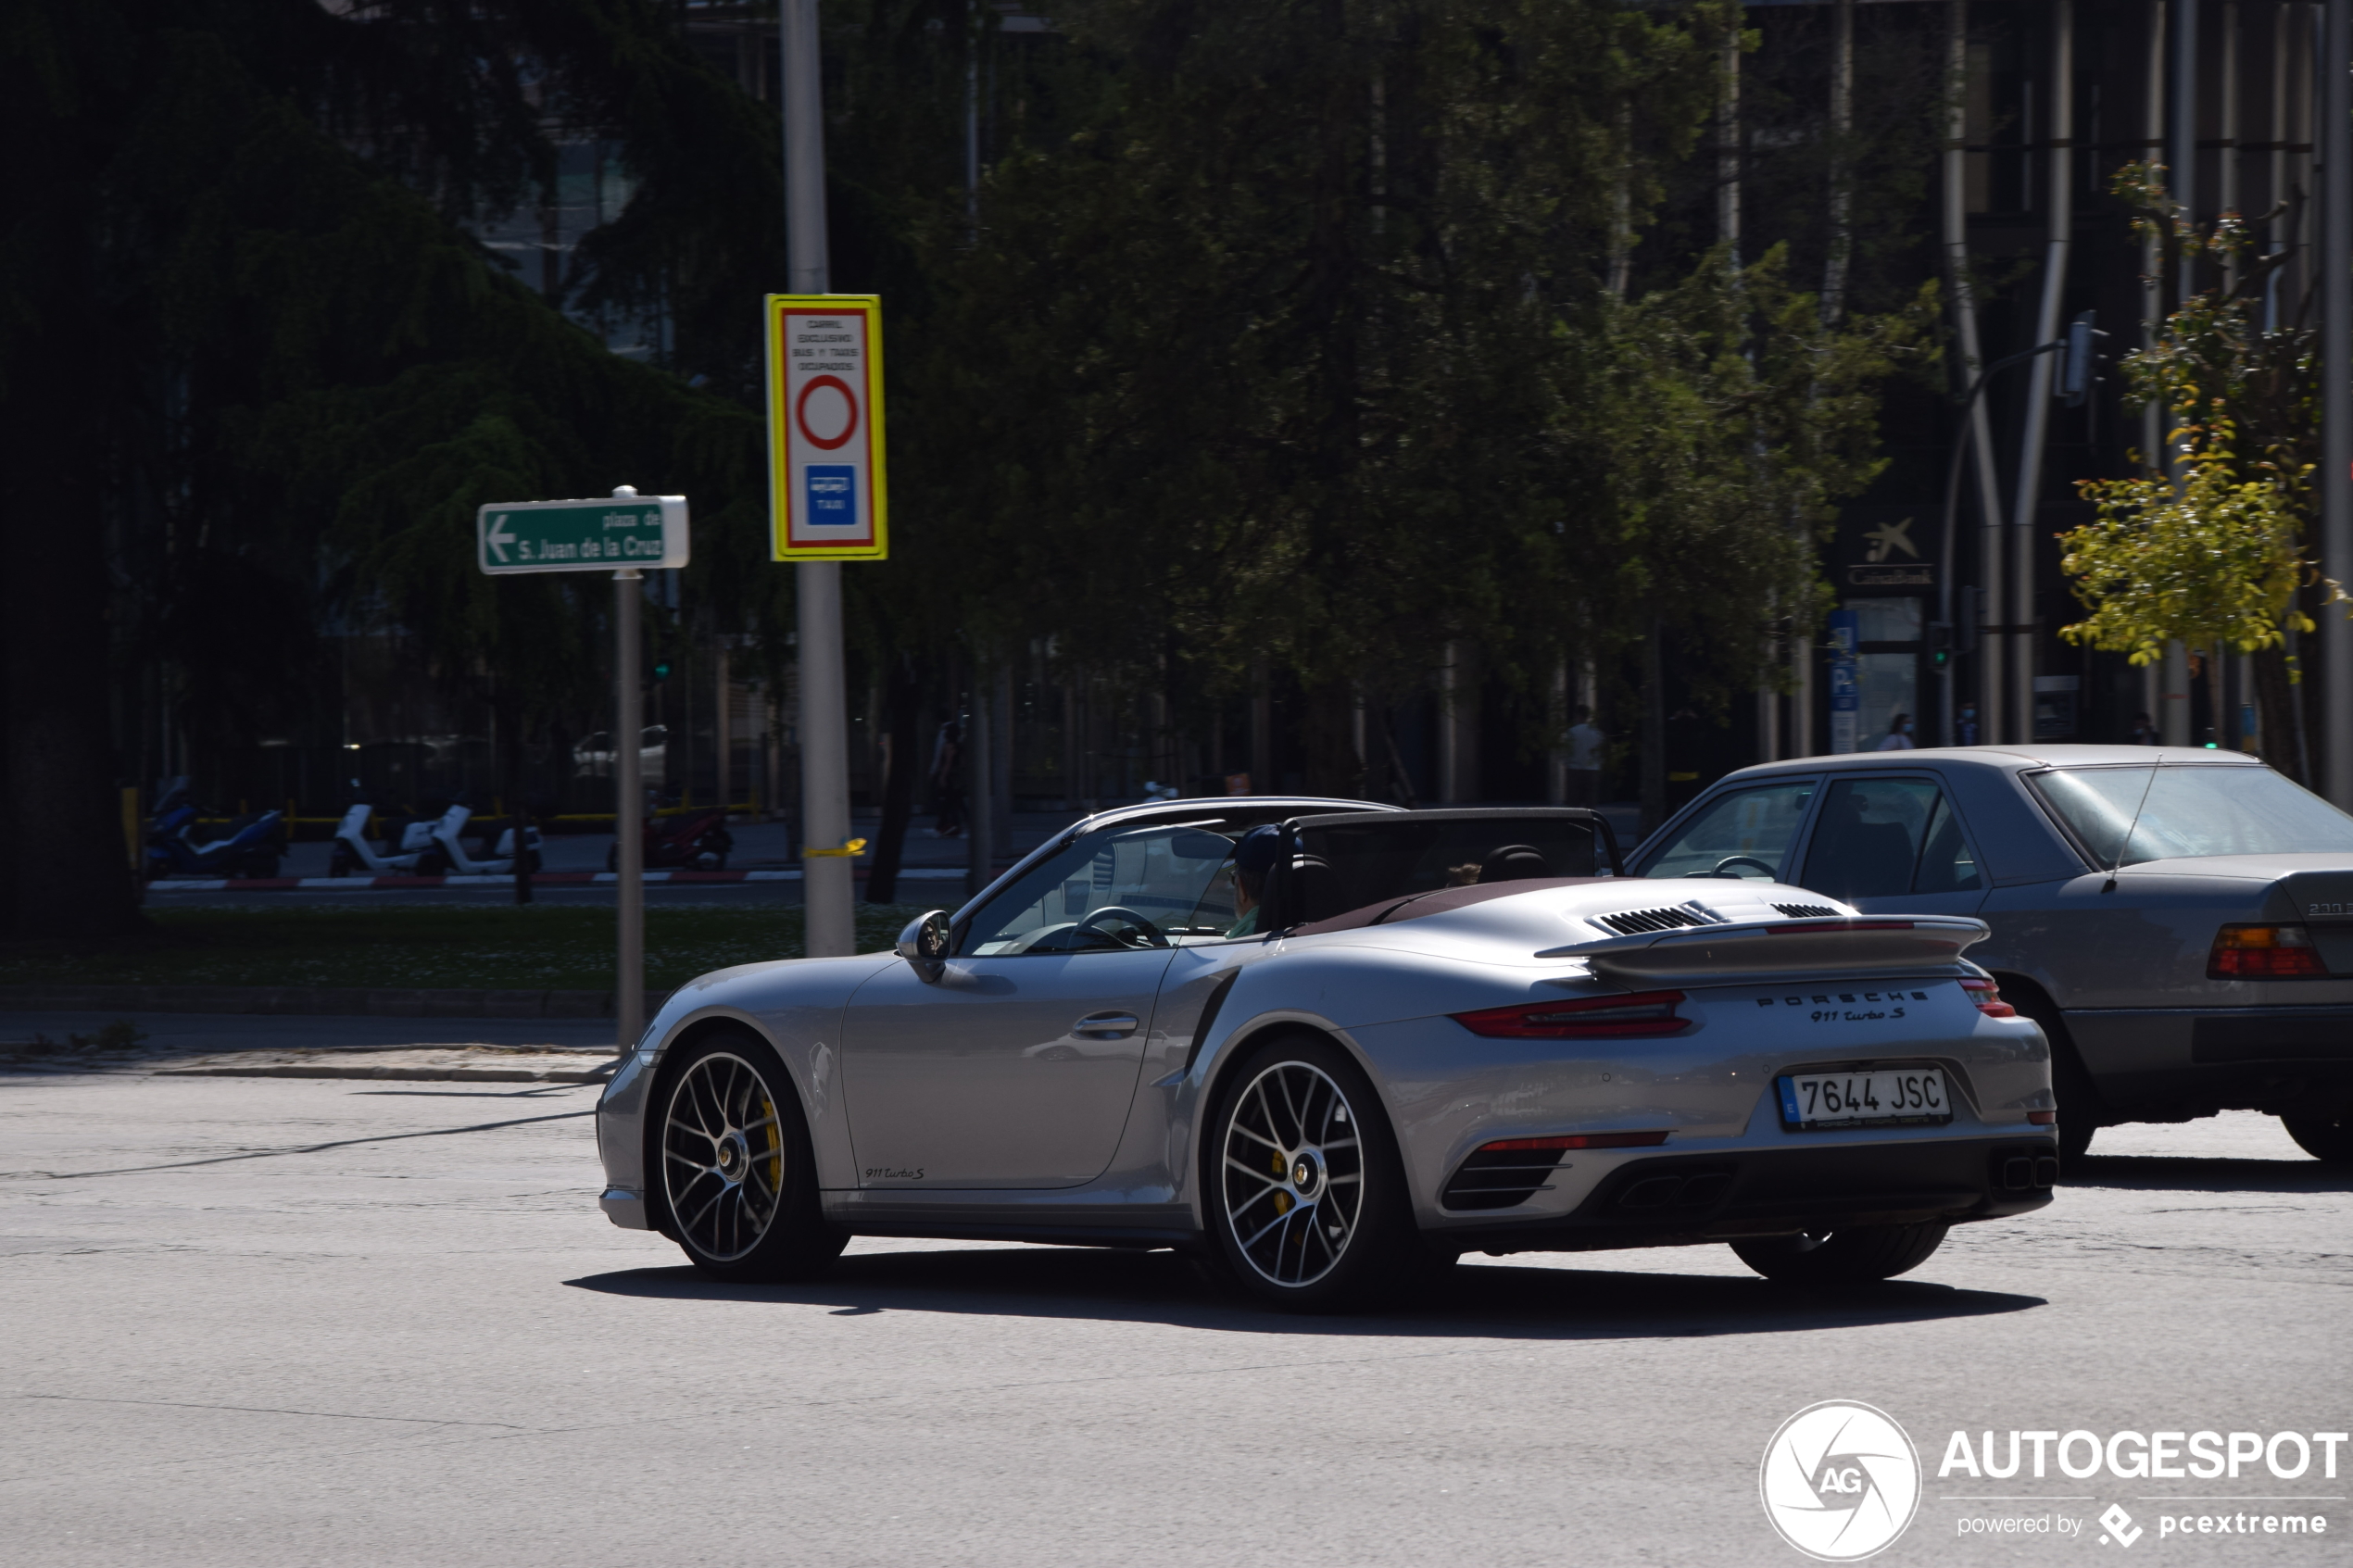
[595,797,2057,1311]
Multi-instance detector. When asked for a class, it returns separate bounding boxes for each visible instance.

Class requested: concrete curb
[0,985,669,1019]
[159,1062,613,1085]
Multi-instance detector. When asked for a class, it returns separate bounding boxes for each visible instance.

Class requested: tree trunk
[501,691,531,905]
[0,236,145,939]
[2252,644,2304,784]
[1640,621,1667,839]
[865,655,920,905]
[1299,678,1361,797]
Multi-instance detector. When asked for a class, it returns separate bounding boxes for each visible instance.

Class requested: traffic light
[651,657,673,683]
[2059,310,2103,408]
[1928,621,1953,668]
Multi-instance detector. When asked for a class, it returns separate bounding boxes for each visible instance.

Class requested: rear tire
[1202,1031,1437,1312]
[1730,1222,1949,1286]
[2281,1106,2353,1165]
[2007,985,2099,1168]
[654,1032,845,1283]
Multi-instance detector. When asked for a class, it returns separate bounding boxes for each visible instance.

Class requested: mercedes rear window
[2029,764,2353,867]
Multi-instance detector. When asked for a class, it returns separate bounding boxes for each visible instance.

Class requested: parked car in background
[571,724,668,785]
[1632,745,2353,1166]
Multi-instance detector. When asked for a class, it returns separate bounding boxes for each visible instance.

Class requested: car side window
[1799,779,1980,900]
[959,825,1235,955]
[1913,793,1983,894]
[1642,781,1819,881]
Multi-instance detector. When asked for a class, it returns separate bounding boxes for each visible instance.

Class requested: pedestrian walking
[1564,706,1604,809]
[1874,712,1916,751]
[929,719,966,838]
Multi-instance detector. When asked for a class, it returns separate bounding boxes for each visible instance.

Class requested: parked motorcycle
[144,779,286,880]
[607,803,732,871]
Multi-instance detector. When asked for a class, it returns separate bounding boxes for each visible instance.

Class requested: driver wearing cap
[1225,824,1284,938]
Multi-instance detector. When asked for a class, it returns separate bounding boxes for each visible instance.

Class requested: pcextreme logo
[1760,1400,1924,1562]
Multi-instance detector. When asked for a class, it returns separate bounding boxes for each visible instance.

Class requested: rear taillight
[1764,920,1917,934]
[2208,923,2329,979]
[1473,1131,1671,1153]
[1450,990,1688,1038]
[1959,976,2016,1018]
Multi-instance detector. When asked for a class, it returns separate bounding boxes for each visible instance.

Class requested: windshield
[962,822,1239,954]
[2029,765,2353,867]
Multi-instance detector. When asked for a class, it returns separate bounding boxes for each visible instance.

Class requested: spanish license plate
[1777,1068,1952,1131]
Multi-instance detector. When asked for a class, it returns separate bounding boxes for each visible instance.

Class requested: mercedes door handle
[1074,1012,1140,1037]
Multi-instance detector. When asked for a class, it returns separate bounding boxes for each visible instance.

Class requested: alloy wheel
[662,1052,786,1262]
[1218,1060,1366,1288]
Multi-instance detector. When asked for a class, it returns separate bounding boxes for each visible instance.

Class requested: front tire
[1730,1223,1949,1286]
[2282,1105,2353,1165]
[655,1033,845,1282]
[1203,1032,1432,1312]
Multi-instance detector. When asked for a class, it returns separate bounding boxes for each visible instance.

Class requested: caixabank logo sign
[1762,1402,2347,1558]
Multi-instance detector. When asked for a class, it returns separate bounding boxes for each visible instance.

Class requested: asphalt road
[2,1067,2346,1567]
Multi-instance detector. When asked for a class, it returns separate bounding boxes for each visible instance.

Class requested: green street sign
[475,490,690,575]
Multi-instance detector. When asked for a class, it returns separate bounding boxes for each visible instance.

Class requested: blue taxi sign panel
[476,495,689,575]
[765,295,887,561]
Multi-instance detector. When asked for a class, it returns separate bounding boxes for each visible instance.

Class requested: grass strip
[0,904,938,993]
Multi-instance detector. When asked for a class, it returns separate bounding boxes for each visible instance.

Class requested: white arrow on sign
[485,513,515,564]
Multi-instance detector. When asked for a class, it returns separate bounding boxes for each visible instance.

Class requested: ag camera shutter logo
[1760,1400,1922,1561]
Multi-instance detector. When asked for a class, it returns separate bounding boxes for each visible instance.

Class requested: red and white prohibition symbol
[796,374,859,450]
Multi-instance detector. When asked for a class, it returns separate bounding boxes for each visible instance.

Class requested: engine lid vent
[1593,904,1719,936]
[1771,902,1840,920]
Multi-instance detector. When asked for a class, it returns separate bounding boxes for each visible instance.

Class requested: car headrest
[1478,844,1550,884]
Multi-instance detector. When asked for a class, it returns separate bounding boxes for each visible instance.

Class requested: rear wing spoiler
[1537,916,1989,985]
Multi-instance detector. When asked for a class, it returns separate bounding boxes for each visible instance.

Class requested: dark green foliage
[0,0,779,934]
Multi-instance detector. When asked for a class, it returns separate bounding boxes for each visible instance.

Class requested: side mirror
[896,909,951,972]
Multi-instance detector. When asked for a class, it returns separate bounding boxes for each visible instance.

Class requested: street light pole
[2324,0,2353,804]
[783,0,856,955]
[1940,336,2077,742]
[2008,0,2074,746]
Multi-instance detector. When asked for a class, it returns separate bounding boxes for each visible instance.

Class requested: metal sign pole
[784,0,855,957]
[615,558,645,1055]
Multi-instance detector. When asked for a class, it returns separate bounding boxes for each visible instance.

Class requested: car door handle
[1074,1012,1139,1037]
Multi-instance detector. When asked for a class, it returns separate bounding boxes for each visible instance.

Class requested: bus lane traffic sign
[764,295,887,560]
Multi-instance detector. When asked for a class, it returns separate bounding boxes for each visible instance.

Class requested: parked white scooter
[426,805,543,876]
[328,802,541,876]
[327,802,431,876]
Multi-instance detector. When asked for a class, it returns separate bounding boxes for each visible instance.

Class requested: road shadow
[2065,1152,2350,1196]
[565,1247,2045,1341]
